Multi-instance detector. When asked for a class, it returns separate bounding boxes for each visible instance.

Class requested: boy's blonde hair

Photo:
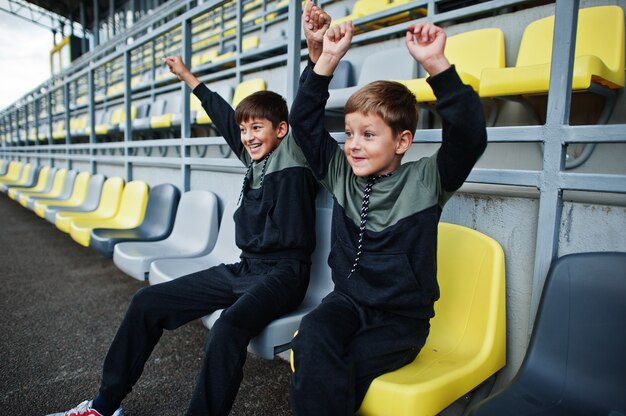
[345,80,419,137]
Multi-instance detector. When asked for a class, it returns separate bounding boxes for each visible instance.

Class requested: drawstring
[237,151,273,205]
[348,173,392,278]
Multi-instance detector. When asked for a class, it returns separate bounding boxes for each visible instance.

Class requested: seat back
[94,177,125,217]
[0,161,22,181]
[520,252,626,412]
[445,28,505,81]
[300,206,333,308]
[208,199,241,264]
[516,5,624,87]
[81,174,107,210]
[359,223,506,416]
[428,222,506,371]
[232,78,266,108]
[329,60,354,90]
[359,47,417,85]
[193,84,234,125]
[42,168,69,197]
[138,183,181,236]
[66,171,92,203]
[115,180,149,226]
[167,190,219,252]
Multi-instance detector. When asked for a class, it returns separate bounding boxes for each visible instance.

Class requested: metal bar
[285,0,302,105]
[529,0,579,329]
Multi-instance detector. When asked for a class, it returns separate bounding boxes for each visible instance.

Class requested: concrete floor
[0,193,293,415]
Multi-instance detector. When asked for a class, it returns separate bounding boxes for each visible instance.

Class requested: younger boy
[289,2,487,414]
[49,57,318,416]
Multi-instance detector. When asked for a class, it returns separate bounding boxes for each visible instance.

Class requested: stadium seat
[25,169,78,210]
[113,190,219,281]
[55,176,124,233]
[337,223,505,416]
[0,163,35,188]
[193,84,236,126]
[133,100,167,132]
[400,28,505,102]
[9,167,57,201]
[0,163,38,193]
[326,47,417,112]
[467,252,626,416]
[23,169,77,210]
[332,0,426,32]
[44,174,106,223]
[478,5,625,124]
[17,168,70,208]
[69,180,149,247]
[0,161,22,182]
[247,206,333,359]
[90,183,181,258]
[148,198,239,285]
[0,160,6,175]
[32,171,91,218]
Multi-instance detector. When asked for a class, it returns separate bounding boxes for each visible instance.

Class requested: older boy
[49,57,318,416]
[289,2,487,415]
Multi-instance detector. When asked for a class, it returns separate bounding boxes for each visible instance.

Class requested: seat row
[1,157,511,415]
[330,5,623,127]
[15,4,624,148]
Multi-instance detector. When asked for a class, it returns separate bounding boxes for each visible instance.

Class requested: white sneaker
[46,400,124,416]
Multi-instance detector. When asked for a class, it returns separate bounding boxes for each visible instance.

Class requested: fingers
[325,21,353,42]
[304,2,331,31]
[406,22,443,44]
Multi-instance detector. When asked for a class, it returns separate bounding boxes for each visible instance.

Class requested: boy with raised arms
[289,2,487,414]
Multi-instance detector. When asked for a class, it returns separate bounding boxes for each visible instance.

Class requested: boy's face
[239,117,288,161]
[344,112,411,177]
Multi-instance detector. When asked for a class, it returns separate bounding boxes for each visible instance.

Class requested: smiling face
[344,111,412,177]
[239,117,287,160]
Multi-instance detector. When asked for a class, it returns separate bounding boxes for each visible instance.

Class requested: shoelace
[347,173,392,278]
[64,400,98,416]
[237,151,273,205]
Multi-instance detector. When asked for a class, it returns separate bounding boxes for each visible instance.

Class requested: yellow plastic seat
[55,177,125,233]
[400,28,505,102]
[18,168,68,207]
[0,163,32,188]
[332,0,426,31]
[8,166,52,200]
[195,78,265,125]
[33,171,91,218]
[357,223,506,416]
[69,180,149,247]
[0,161,22,182]
[479,5,625,97]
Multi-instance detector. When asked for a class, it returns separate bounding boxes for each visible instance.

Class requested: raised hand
[303,0,331,62]
[312,21,353,77]
[163,56,200,89]
[405,22,450,76]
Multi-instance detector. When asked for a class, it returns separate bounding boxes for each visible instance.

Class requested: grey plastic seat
[25,170,77,210]
[326,47,417,112]
[44,174,106,223]
[468,252,626,416]
[113,190,219,281]
[90,183,181,258]
[148,198,239,285]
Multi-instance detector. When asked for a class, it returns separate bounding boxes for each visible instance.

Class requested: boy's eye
[364,131,375,139]
[345,131,353,138]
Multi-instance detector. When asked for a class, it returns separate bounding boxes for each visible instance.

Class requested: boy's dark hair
[235,90,289,128]
[345,80,419,137]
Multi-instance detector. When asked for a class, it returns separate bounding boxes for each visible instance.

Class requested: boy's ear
[276,120,289,140]
[395,130,413,155]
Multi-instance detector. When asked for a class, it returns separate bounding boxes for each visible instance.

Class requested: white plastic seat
[148,199,239,285]
[150,199,334,360]
[113,190,219,281]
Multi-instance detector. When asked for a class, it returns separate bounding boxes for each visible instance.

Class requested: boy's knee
[128,286,160,313]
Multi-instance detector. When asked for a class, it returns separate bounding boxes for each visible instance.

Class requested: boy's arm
[163,56,244,159]
[290,21,354,179]
[405,24,487,191]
